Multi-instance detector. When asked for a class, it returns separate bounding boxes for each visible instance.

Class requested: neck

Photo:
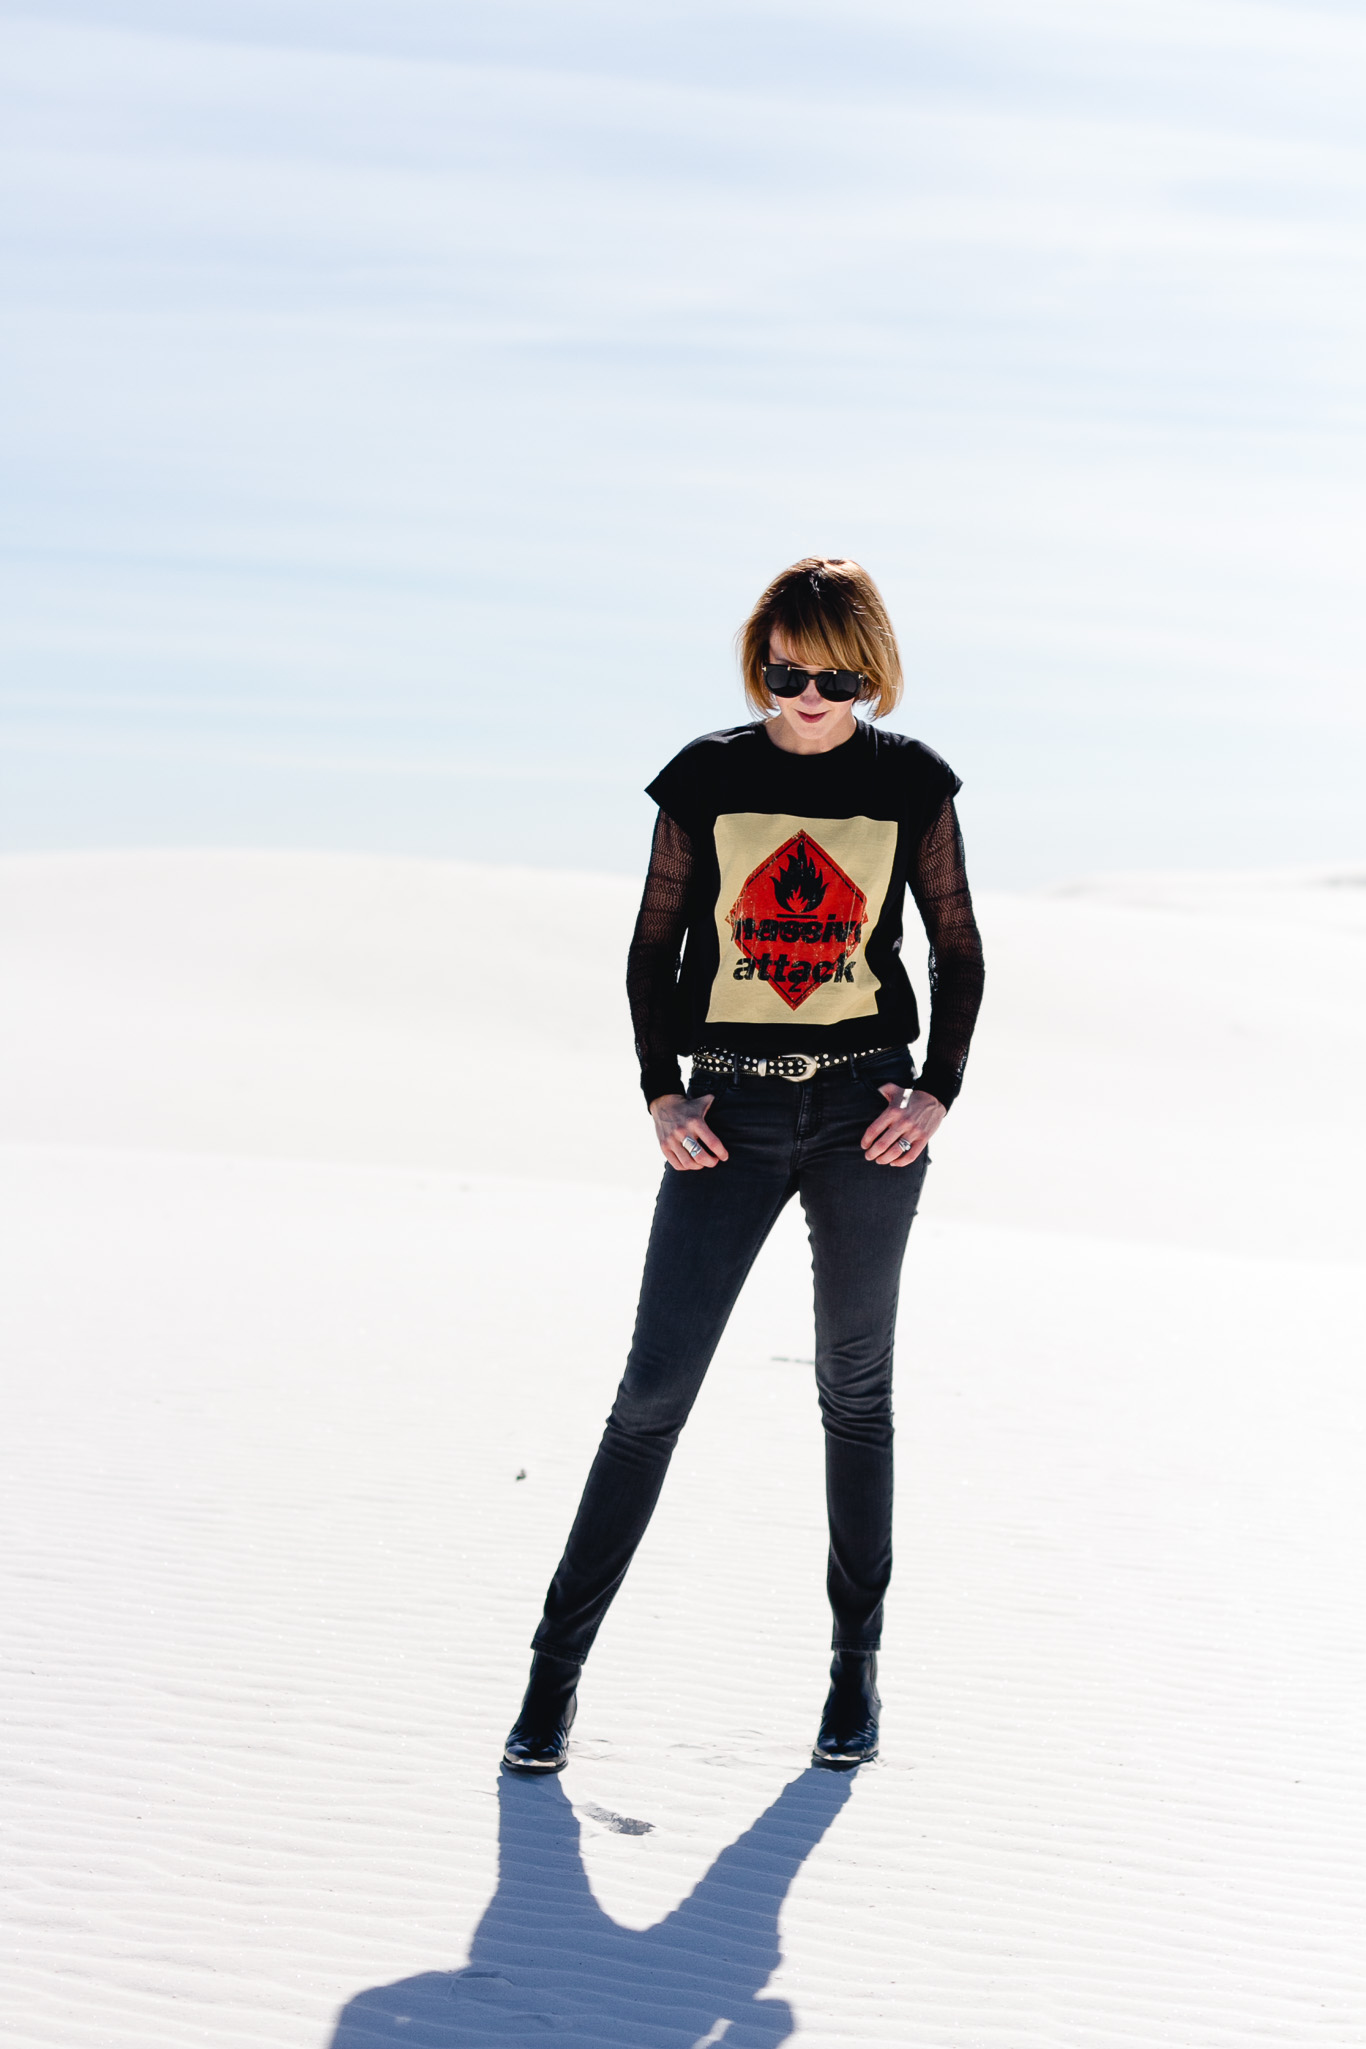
[764,709,859,756]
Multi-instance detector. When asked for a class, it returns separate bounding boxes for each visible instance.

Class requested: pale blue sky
[3,0,1364,882]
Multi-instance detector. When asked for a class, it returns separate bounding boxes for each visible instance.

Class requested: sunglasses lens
[764,664,865,702]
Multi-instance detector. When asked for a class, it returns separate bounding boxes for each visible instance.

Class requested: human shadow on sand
[327,1765,854,2047]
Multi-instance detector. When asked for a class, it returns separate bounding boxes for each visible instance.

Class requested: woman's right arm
[627,810,729,1171]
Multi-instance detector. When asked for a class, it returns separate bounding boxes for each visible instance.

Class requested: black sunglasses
[764,662,865,703]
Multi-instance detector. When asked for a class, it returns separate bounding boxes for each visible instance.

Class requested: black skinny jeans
[532,1048,929,1664]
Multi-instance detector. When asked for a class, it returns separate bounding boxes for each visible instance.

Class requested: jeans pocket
[858,1065,915,1106]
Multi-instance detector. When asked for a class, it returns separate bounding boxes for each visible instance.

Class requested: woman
[504,557,985,1773]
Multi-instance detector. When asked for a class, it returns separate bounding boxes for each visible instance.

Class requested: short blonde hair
[737,557,903,720]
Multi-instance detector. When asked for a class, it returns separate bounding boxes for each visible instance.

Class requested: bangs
[769,625,865,675]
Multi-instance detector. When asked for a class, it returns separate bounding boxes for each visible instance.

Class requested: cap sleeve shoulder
[912,739,963,809]
[644,725,751,833]
[875,731,963,823]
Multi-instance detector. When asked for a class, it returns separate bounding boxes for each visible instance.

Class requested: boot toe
[502,1729,571,1774]
[811,1724,879,1769]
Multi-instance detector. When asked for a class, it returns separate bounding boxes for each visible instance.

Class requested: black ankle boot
[502,1652,581,1774]
[812,1650,880,1768]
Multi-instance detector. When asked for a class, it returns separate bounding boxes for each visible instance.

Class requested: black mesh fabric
[626,796,984,1110]
[906,795,986,1111]
[627,809,697,1106]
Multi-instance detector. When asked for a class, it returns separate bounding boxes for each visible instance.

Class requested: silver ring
[682,1137,702,1158]
[897,1136,914,1153]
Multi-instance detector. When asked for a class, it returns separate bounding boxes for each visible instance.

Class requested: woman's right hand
[649,1092,730,1171]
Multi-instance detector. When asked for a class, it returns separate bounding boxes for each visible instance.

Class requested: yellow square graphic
[705,812,898,1026]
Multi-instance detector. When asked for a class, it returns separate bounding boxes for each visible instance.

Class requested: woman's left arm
[862,795,986,1166]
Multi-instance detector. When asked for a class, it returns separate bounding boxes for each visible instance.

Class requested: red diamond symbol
[727,831,868,1011]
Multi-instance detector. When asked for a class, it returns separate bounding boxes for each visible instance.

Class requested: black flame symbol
[772,840,827,914]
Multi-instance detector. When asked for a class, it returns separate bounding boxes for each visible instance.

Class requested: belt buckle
[785,1053,819,1083]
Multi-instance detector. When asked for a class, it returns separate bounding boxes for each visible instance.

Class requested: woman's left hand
[861,1085,946,1166]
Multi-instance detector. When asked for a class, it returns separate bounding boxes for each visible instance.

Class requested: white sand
[2,852,1364,2047]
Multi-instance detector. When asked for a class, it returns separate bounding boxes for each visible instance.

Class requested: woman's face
[766,627,860,754]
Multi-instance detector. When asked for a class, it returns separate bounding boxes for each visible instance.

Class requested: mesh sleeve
[626,808,695,1105]
[906,796,985,1109]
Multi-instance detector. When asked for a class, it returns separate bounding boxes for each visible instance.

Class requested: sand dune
[1,852,1363,2047]
[2,850,1362,1252]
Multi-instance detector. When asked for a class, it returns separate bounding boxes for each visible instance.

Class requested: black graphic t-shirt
[628,720,985,1109]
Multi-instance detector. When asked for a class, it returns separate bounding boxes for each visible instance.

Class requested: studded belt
[691,1045,899,1085]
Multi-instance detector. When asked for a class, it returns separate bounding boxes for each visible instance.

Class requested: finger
[883,1134,926,1166]
[674,1123,724,1167]
[670,1095,728,1161]
[689,1123,728,1162]
[659,1107,704,1164]
[680,1113,728,1162]
[861,1112,897,1152]
[867,1124,921,1164]
[664,1137,704,1170]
